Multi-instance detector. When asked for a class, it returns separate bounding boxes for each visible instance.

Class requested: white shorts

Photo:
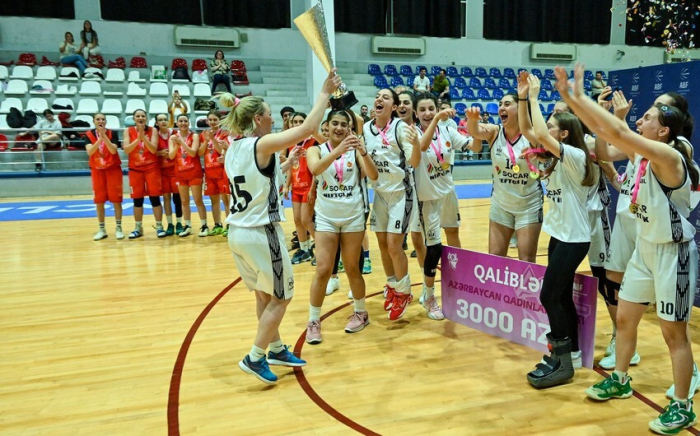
[619,238,697,322]
[417,199,443,246]
[604,215,637,273]
[370,190,412,234]
[227,223,294,300]
[441,190,461,228]
[315,211,366,233]
[587,209,611,267]
[409,196,421,233]
[489,201,543,231]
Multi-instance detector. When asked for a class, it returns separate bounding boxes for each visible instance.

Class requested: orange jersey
[200,130,229,179]
[174,132,203,179]
[157,129,176,173]
[126,126,159,171]
[86,129,121,170]
[291,138,316,192]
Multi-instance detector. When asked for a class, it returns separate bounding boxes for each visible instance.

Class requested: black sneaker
[291,249,311,264]
[410,250,417,258]
[402,234,408,250]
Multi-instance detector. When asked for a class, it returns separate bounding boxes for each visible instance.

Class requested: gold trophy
[294,1,358,110]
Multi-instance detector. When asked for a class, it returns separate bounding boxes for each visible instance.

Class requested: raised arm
[466,106,498,143]
[420,108,455,152]
[517,71,537,146]
[527,75,561,157]
[355,136,378,181]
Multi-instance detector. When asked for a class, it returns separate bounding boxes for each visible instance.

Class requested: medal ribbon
[327,143,345,185]
[430,129,446,167]
[630,159,648,207]
[505,133,522,168]
[377,120,392,145]
[521,147,546,174]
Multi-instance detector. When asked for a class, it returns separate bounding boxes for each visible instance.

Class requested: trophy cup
[294,1,358,110]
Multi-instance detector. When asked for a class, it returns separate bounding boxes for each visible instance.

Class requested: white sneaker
[115,227,125,240]
[667,363,700,399]
[93,229,108,241]
[420,293,445,320]
[571,351,582,370]
[599,350,641,370]
[348,289,353,299]
[326,276,340,296]
[605,336,616,357]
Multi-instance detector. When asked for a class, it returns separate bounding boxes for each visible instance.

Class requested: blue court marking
[0,183,494,222]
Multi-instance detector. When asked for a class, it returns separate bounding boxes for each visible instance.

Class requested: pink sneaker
[388,292,413,320]
[421,294,445,320]
[306,320,322,344]
[383,285,396,311]
[344,311,370,333]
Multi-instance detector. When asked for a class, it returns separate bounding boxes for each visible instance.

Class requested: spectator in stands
[360,105,370,122]
[413,67,431,93]
[32,109,63,171]
[438,101,458,129]
[79,20,101,60]
[591,71,606,100]
[280,106,295,131]
[59,32,88,75]
[168,90,189,128]
[481,112,492,124]
[432,69,451,102]
[458,112,469,136]
[210,50,232,94]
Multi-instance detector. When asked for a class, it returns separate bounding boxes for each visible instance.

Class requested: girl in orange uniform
[154,113,183,236]
[199,110,231,236]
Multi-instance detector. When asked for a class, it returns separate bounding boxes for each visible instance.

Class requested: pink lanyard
[630,159,648,208]
[505,133,522,173]
[327,143,345,185]
[377,120,392,145]
[521,148,546,178]
[429,129,446,166]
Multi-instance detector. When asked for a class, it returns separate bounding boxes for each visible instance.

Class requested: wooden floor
[2,194,700,436]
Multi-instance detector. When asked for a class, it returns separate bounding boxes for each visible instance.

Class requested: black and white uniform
[619,152,698,322]
[411,125,467,245]
[586,165,612,267]
[605,158,638,273]
[489,127,543,229]
[314,142,368,233]
[365,118,414,234]
[224,137,294,300]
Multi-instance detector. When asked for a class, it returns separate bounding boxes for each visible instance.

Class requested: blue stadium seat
[550,90,561,101]
[498,78,512,89]
[384,64,399,76]
[539,104,546,114]
[406,76,415,87]
[484,78,497,89]
[486,102,499,114]
[544,69,555,80]
[584,80,592,91]
[489,68,502,78]
[469,77,482,89]
[584,70,594,81]
[374,75,389,88]
[531,69,543,79]
[541,79,553,91]
[454,103,467,116]
[461,67,474,77]
[478,88,492,99]
[416,65,428,75]
[471,103,484,111]
[368,64,381,75]
[517,68,527,75]
[431,66,442,76]
[462,88,475,99]
[400,65,413,76]
[390,76,404,87]
[454,77,467,89]
[547,103,556,113]
[503,68,516,79]
[538,90,552,102]
[450,88,460,100]
[475,67,488,78]
[446,66,459,77]
[505,88,517,96]
[492,88,504,101]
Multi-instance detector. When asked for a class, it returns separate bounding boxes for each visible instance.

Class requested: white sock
[396,275,411,294]
[185,220,191,227]
[613,370,628,383]
[301,240,309,251]
[177,217,182,224]
[166,215,173,224]
[201,220,207,227]
[309,305,322,322]
[354,298,366,312]
[387,275,397,283]
[269,340,285,353]
[248,345,266,362]
[156,222,164,230]
[423,285,435,298]
[135,221,142,229]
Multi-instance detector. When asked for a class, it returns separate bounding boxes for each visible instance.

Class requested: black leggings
[540,237,590,351]
[211,74,232,93]
[172,193,183,218]
[331,241,364,275]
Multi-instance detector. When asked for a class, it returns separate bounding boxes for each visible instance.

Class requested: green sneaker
[338,260,345,273]
[210,224,223,236]
[585,372,633,401]
[222,226,229,237]
[649,399,697,435]
[362,257,372,274]
[165,223,175,236]
[175,222,183,235]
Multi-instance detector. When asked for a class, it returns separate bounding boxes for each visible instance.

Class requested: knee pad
[604,278,620,307]
[133,197,144,208]
[149,196,161,208]
[423,243,442,278]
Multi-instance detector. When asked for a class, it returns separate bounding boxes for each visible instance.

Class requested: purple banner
[441,247,598,368]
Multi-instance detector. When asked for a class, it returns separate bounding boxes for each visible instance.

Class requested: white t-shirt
[314,142,366,221]
[414,125,468,201]
[414,75,430,92]
[542,143,591,243]
[364,118,414,194]
[490,127,543,212]
[33,119,62,133]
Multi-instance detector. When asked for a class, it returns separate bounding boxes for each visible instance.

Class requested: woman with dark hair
[518,72,595,388]
[154,113,183,236]
[364,88,421,320]
[559,65,699,435]
[210,50,232,94]
[79,20,101,60]
[59,32,88,75]
[199,110,230,235]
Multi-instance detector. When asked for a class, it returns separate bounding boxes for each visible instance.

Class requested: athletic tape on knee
[133,197,144,208]
[149,196,161,207]
[604,278,620,306]
[424,243,442,278]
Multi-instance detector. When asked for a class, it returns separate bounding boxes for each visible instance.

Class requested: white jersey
[224,137,286,228]
[314,142,367,221]
[634,151,696,244]
[586,165,611,213]
[542,144,591,243]
[490,127,543,212]
[615,158,636,217]
[364,118,414,194]
[414,125,467,201]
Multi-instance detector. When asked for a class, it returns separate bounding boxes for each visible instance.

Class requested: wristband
[360,151,368,157]
[518,98,528,101]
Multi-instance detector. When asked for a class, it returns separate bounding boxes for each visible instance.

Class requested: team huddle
[86,64,699,434]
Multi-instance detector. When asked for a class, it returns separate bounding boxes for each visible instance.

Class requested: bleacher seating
[130,56,147,68]
[541,79,553,91]
[76,99,99,114]
[544,69,555,80]
[11,65,34,80]
[149,82,169,96]
[454,77,467,89]
[489,68,502,78]
[461,89,475,100]
[52,98,74,112]
[400,65,413,76]
[17,53,37,66]
[0,65,8,80]
[446,66,459,77]
[484,78,497,89]
[461,67,473,77]
[454,103,467,116]
[469,78,482,89]
[59,67,80,81]
[374,76,388,88]
[475,67,487,78]
[148,99,168,115]
[26,98,49,113]
[531,69,543,79]
[193,83,212,98]
[485,102,499,114]
[477,88,491,100]
[471,103,483,111]
[431,66,441,76]
[390,76,404,88]
[384,64,398,76]
[368,64,381,75]
[125,99,146,114]
[35,66,57,81]
[449,88,460,100]
[415,65,427,75]
[538,90,552,102]
[503,68,516,79]
[101,99,123,115]
[192,59,207,72]
[105,69,125,82]
[405,77,414,88]
[5,80,28,95]
[79,82,101,96]
[492,89,504,100]
[30,80,53,94]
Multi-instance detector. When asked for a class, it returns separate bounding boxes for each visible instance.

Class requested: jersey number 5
[229,175,252,214]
